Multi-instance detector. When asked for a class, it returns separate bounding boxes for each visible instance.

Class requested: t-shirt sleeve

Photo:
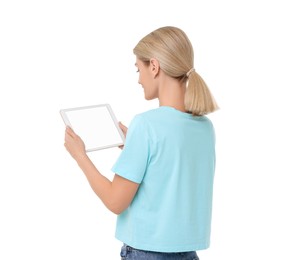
[111,115,150,184]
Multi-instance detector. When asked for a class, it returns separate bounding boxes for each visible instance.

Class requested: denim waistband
[120,244,199,259]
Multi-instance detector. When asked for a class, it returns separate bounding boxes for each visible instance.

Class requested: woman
[64,26,218,260]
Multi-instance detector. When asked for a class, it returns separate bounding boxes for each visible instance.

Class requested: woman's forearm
[74,154,115,212]
[64,126,137,214]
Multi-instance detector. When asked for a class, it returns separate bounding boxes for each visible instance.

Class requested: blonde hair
[133,26,219,116]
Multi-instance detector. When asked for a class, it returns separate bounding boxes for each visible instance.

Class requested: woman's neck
[158,78,186,113]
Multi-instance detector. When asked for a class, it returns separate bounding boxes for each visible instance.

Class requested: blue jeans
[120,244,199,260]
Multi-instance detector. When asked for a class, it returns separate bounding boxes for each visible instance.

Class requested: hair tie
[186,68,195,78]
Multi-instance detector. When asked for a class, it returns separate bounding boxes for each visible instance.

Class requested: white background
[1,0,305,259]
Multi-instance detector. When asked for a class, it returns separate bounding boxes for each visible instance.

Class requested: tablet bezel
[60,103,125,152]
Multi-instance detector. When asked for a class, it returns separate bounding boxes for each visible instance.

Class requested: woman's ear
[150,58,160,78]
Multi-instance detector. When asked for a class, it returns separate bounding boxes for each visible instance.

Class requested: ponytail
[184,70,219,116]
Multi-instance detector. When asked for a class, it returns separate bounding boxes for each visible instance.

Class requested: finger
[65,126,77,137]
[65,131,73,141]
[118,122,128,133]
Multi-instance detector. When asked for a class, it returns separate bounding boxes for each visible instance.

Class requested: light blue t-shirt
[112,106,216,253]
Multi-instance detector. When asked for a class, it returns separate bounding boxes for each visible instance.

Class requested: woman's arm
[64,126,139,215]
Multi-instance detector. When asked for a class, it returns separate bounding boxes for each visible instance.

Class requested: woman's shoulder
[133,107,163,121]
[129,108,165,133]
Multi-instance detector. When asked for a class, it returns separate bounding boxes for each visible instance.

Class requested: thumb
[118,122,128,134]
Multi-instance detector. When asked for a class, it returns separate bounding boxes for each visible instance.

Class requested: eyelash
[136,69,139,73]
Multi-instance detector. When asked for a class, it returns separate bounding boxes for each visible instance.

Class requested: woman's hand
[64,126,87,160]
[118,122,128,149]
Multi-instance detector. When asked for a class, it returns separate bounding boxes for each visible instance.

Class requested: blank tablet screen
[60,104,125,152]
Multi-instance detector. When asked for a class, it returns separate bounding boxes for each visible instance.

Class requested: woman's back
[112,106,216,252]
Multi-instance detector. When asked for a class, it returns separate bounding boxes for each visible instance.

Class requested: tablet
[60,104,125,152]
